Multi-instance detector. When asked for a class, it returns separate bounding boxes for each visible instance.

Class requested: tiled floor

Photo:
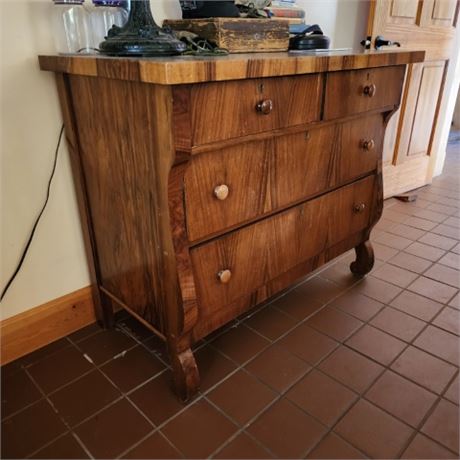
[2,142,459,459]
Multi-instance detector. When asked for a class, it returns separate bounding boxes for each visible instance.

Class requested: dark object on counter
[180,1,239,18]
[289,24,330,50]
[99,0,186,56]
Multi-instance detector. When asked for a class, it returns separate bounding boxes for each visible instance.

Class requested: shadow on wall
[334,0,370,50]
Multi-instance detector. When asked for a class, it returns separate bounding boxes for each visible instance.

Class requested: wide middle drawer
[185,113,384,242]
[190,175,375,313]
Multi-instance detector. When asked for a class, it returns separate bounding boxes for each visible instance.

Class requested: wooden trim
[0,287,96,365]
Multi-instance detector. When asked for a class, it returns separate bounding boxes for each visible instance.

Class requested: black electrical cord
[1,124,65,302]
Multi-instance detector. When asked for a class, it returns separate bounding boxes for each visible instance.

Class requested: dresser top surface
[39,49,424,85]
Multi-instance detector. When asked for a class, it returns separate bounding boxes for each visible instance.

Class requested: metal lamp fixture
[99,0,186,56]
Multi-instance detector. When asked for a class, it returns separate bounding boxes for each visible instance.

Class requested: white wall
[0,0,367,321]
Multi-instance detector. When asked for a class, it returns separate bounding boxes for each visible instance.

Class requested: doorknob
[374,35,401,50]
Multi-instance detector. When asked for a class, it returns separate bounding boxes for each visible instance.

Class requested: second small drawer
[185,113,384,242]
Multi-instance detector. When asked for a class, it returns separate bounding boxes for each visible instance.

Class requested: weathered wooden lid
[38,49,425,85]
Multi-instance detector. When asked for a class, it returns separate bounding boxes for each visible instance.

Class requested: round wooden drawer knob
[217,269,232,284]
[361,139,375,151]
[214,184,229,200]
[256,99,273,115]
[363,83,376,97]
[353,203,366,214]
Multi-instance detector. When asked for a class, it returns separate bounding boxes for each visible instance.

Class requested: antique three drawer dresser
[40,50,424,399]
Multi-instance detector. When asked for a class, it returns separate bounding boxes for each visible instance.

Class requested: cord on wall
[1,124,65,302]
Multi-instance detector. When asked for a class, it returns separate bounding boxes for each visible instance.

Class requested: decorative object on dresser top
[39,49,424,400]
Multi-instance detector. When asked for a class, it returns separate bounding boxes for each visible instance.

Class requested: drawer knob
[256,99,273,115]
[361,139,375,151]
[363,84,376,97]
[217,269,232,284]
[213,184,229,201]
[353,203,366,214]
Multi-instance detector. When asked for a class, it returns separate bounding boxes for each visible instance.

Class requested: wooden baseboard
[0,286,96,365]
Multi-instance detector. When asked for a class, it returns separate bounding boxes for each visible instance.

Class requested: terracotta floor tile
[318,346,384,393]
[449,292,460,309]
[388,223,427,240]
[373,231,413,250]
[382,208,409,223]
[1,399,67,459]
[405,242,446,261]
[306,432,366,459]
[433,307,460,335]
[295,277,345,304]
[18,338,70,367]
[329,291,384,322]
[374,217,397,231]
[453,244,460,255]
[439,252,460,270]
[346,325,406,366]
[351,277,403,304]
[286,369,357,426]
[408,276,458,304]
[1,369,42,419]
[245,306,297,341]
[129,372,189,425]
[28,345,94,394]
[194,345,238,392]
[67,323,101,343]
[388,252,433,274]
[245,344,310,392]
[418,233,458,250]
[78,329,137,365]
[424,264,460,288]
[207,370,277,425]
[372,242,399,261]
[391,346,457,394]
[411,208,448,223]
[365,370,437,427]
[214,432,273,459]
[401,433,457,459]
[122,432,183,459]
[404,216,437,231]
[318,261,360,287]
[49,370,121,426]
[427,203,458,216]
[370,307,426,342]
[210,324,269,365]
[421,399,459,453]
[372,263,419,288]
[272,290,323,320]
[390,290,443,321]
[162,400,238,459]
[117,316,156,342]
[414,325,459,365]
[444,375,459,405]
[247,398,326,458]
[101,345,165,392]
[142,335,169,363]
[75,398,152,459]
[306,306,363,342]
[335,399,413,459]
[278,323,338,365]
[445,216,460,228]
[30,433,89,459]
[432,223,460,240]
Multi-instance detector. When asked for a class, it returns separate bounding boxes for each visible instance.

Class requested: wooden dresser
[40,50,424,400]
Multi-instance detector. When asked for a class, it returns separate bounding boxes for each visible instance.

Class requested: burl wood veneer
[40,50,424,400]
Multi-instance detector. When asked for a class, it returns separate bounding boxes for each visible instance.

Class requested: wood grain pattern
[185,114,384,241]
[324,65,406,120]
[190,176,374,314]
[39,50,425,85]
[164,18,289,53]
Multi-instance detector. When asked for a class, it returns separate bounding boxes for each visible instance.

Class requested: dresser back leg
[350,240,375,277]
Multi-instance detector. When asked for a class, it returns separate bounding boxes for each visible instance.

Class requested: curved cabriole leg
[169,346,200,402]
[350,240,375,277]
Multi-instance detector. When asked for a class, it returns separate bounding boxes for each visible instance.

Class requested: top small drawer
[323,65,406,120]
[186,75,322,145]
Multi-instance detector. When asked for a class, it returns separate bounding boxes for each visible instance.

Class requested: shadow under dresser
[39,49,424,400]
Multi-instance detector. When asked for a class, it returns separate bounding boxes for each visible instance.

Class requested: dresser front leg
[169,344,200,401]
[350,240,375,277]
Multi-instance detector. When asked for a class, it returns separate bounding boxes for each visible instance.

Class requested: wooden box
[163,18,289,53]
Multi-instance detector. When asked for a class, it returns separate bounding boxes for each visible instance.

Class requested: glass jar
[90,0,128,50]
[51,0,92,54]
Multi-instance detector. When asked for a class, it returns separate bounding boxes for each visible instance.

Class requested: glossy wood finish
[39,49,424,85]
[40,51,422,399]
[185,114,384,241]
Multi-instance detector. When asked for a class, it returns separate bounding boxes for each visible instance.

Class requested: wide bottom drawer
[190,175,375,313]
